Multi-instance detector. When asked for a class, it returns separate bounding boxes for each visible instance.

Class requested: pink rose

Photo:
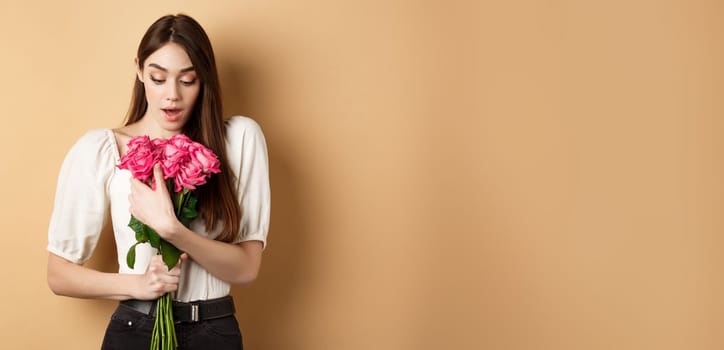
[174,161,207,192]
[187,143,221,174]
[118,133,222,193]
[151,138,167,160]
[118,135,157,182]
[159,141,189,179]
[168,134,193,149]
[126,135,152,152]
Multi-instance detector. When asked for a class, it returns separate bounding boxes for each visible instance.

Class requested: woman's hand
[133,254,188,300]
[128,164,179,240]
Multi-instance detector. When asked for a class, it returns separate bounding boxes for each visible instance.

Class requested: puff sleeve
[225,117,271,248]
[47,129,117,264]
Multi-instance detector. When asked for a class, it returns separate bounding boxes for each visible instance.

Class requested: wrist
[157,219,182,242]
[123,273,144,300]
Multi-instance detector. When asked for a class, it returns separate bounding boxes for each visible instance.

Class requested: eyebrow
[147,63,195,73]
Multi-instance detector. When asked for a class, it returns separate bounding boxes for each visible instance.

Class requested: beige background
[1,0,722,349]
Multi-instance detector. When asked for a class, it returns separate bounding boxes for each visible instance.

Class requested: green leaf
[145,225,161,249]
[128,215,143,233]
[128,215,150,242]
[126,242,139,268]
[181,206,198,219]
[135,230,147,242]
[159,240,181,270]
[186,195,197,210]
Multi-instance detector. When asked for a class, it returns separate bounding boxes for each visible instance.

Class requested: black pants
[101,303,243,350]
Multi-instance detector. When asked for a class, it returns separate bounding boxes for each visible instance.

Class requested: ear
[135,57,143,83]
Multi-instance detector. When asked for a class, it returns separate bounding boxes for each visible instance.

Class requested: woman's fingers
[143,255,184,297]
[126,169,178,238]
[152,164,168,193]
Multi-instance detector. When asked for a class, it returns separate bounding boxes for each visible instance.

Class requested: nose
[166,82,180,101]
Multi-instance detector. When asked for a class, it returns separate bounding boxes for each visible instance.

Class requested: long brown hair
[125,14,241,242]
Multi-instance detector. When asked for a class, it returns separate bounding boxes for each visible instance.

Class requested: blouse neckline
[104,129,122,165]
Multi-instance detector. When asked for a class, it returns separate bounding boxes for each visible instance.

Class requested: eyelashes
[150,77,197,86]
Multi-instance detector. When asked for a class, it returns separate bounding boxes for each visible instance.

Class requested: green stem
[175,192,184,217]
[150,292,178,349]
[176,189,192,218]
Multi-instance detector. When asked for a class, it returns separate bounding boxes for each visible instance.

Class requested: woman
[46,14,269,349]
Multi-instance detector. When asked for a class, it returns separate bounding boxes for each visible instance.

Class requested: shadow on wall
[220,54,310,348]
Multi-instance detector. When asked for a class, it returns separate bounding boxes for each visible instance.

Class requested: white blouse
[47,116,270,302]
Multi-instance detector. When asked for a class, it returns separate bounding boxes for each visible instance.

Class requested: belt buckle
[191,303,200,322]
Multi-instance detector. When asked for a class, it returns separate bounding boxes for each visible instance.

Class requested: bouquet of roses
[118,134,220,350]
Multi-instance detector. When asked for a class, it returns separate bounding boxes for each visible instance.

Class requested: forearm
[164,222,263,287]
[47,253,139,300]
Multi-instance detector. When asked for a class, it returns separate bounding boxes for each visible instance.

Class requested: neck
[134,115,183,139]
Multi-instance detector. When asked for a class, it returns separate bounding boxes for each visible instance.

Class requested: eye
[180,79,197,86]
[150,77,165,85]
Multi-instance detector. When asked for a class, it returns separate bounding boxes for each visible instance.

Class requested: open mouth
[162,108,183,121]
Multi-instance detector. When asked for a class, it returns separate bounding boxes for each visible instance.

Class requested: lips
[162,108,183,121]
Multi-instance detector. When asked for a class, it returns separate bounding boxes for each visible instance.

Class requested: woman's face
[137,42,200,134]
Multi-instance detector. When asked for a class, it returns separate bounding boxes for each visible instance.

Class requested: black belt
[120,295,235,323]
